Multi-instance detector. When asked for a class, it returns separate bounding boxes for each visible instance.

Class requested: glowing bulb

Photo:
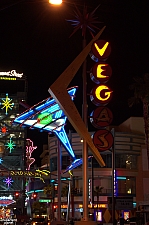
[49,0,62,5]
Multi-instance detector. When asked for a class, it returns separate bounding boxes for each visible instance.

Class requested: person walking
[119,213,125,225]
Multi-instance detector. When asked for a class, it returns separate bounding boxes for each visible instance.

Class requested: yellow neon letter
[95,85,112,101]
[97,64,108,79]
[94,42,109,56]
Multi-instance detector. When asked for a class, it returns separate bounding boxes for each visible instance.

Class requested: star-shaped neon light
[0,158,3,164]
[0,93,14,115]
[12,87,77,160]
[1,126,7,133]
[3,177,13,188]
[5,138,16,153]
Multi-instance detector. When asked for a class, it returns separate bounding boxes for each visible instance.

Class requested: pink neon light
[26,139,37,170]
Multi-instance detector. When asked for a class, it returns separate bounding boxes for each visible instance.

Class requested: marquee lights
[0,77,16,80]
[12,87,77,160]
[90,39,113,152]
[0,93,14,115]
[0,70,23,78]
[5,138,16,153]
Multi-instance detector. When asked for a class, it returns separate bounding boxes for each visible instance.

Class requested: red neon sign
[90,106,113,128]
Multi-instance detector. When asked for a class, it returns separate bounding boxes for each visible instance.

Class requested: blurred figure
[119,213,125,225]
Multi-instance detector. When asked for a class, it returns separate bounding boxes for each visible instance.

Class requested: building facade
[39,117,149,223]
[0,71,27,217]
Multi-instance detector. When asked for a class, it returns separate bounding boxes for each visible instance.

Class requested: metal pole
[82,38,88,221]
[57,140,62,221]
[112,128,115,223]
[91,157,94,206]
[66,130,72,223]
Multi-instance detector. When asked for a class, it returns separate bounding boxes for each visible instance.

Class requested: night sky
[0,0,149,166]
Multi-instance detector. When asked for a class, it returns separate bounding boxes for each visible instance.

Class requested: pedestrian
[119,213,125,225]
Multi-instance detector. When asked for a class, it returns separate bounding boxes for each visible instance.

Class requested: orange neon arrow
[48,26,106,167]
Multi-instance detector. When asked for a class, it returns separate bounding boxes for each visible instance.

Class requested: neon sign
[38,112,53,125]
[3,177,13,188]
[12,87,77,160]
[1,126,7,133]
[90,63,112,84]
[5,138,16,153]
[90,39,113,152]
[0,196,15,207]
[91,40,111,61]
[26,139,36,170]
[90,85,113,106]
[0,158,3,164]
[0,93,14,115]
[0,70,23,78]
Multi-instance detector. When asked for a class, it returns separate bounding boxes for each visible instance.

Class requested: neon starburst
[0,93,14,115]
[67,4,102,38]
[3,177,13,188]
[5,138,16,153]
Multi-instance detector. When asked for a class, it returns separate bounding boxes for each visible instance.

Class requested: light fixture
[49,0,62,5]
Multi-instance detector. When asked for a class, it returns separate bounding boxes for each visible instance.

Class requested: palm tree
[94,185,103,211]
[128,73,149,167]
[61,185,69,197]
[43,184,54,198]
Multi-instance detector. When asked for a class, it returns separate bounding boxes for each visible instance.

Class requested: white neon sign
[0,70,23,78]
[0,195,13,200]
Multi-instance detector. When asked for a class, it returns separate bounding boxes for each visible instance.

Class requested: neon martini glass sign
[12,87,77,160]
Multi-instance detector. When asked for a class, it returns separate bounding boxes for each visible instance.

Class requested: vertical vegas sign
[90,40,114,152]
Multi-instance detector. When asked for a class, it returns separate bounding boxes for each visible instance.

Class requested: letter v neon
[94,42,109,56]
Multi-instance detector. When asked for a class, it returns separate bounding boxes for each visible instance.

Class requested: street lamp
[49,0,62,5]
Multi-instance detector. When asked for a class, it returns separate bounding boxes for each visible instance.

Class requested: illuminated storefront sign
[0,170,50,183]
[0,196,15,207]
[94,211,102,222]
[12,87,77,160]
[0,70,23,78]
[0,219,17,224]
[39,199,51,203]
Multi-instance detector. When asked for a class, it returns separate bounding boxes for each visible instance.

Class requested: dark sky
[0,0,149,166]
